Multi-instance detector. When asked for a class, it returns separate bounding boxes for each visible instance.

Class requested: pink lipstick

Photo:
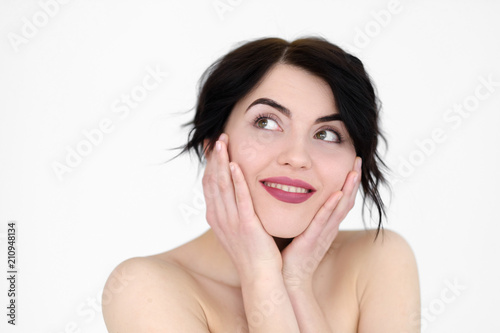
[260,177,316,204]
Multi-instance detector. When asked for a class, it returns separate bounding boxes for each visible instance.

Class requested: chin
[258,213,310,239]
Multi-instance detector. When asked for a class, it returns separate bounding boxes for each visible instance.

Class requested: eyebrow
[246,98,342,124]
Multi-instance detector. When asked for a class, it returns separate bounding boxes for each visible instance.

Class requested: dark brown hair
[181,36,388,235]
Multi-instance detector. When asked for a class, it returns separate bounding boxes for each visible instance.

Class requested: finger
[288,158,362,254]
[214,136,239,225]
[202,135,221,188]
[312,157,362,237]
[350,156,362,199]
[229,162,258,224]
[203,133,229,175]
[202,138,219,214]
[355,156,362,175]
[310,157,361,230]
[202,165,223,231]
[299,191,344,243]
[340,156,361,190]
[338,157,362,210]
[325,172,360,229]
[218,132,229,146]
[202,134,233,230]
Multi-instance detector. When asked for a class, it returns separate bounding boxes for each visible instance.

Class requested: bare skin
[103,228,420,332]
[102,65,420,332]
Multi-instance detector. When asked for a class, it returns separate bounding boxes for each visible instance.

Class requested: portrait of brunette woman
[103,37,420,332]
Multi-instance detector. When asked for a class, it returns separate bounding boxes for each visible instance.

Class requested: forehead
[237,63,338,116]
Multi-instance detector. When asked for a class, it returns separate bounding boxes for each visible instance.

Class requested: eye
[314,129,342,143]
[254,115,280,131]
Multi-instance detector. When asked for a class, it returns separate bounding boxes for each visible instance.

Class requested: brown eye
[257,118,268,128]
[254,117,279,130]
[315,131,327,140]
[314,129,339,142]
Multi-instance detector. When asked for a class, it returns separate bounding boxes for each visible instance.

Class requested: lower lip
[260,182,315,204]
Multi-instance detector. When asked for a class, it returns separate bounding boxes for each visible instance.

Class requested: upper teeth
[263,182,310,194]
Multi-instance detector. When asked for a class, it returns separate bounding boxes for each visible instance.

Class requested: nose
[276,136,312,170]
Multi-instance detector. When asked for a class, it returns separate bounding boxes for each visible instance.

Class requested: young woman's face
[223,64,357,238]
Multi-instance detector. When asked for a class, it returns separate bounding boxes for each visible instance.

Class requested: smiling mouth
[259,178,316,204]
[262,181,311,194]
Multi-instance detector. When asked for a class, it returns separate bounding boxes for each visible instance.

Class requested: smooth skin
[102,65,420,332]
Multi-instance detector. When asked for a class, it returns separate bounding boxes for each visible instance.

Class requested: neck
[196,229,293,288]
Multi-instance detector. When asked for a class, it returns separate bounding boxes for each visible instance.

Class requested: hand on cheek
[202,133,282,277]
[281,157,362,290]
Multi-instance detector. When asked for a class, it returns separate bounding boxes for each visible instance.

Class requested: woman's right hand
[202,133,282,278]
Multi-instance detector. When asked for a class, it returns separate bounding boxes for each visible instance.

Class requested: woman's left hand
[281,157,362,291]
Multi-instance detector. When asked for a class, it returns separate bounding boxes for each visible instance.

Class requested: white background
[1,0,499,332]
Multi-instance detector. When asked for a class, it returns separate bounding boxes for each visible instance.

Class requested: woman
[103,37,420,332]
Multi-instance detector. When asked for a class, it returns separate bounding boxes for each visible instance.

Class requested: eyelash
[253,113,280,128]
[252,113,344,144]
[316,126,344,144]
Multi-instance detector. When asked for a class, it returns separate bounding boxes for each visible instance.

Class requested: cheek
[227,130,276,166]
[318,155,356,193]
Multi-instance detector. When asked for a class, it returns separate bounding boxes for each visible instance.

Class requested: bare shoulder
[336,229,419,291]
[335,229,421,332]
[336,229,417,262]
[102,256,209,333]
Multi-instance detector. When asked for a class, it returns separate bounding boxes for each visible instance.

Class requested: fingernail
[229,163,235,172]
[353,173,359,183]
[216,141,221,151]
[356,157,362,170]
